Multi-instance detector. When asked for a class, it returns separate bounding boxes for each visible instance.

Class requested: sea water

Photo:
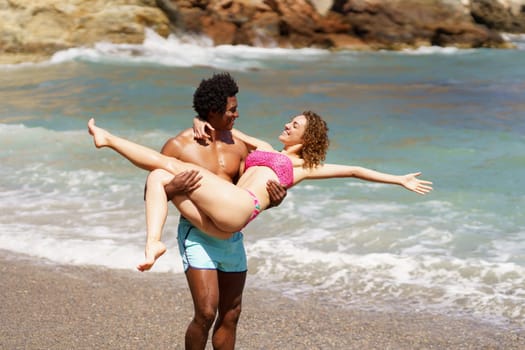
[1,29,524,329]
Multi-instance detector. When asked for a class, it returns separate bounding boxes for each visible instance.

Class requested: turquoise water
[1,32,524,329]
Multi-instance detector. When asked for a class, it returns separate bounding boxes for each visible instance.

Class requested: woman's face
[278,114,307,146]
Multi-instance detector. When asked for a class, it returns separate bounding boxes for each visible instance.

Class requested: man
[155,72,285,349]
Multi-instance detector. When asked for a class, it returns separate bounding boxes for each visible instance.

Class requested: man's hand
[164,170,202,201]
[266,180,287,208]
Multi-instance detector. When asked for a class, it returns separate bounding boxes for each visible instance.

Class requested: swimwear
[177,217,247,272]
[244,150,294,187]
[245,189,262,226]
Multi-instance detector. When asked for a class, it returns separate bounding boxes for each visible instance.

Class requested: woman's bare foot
[87,118,111,148]
[137,241,167,272]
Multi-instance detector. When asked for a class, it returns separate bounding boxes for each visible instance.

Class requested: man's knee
[194,305,218,327]
[220,302,242,326]
[147,168,170,183]
[230,304,243,323]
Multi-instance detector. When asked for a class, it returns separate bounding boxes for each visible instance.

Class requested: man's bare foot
[137,241,167,272]
[87,118,110,148]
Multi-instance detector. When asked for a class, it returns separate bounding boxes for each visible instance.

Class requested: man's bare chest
[179,143,245,181]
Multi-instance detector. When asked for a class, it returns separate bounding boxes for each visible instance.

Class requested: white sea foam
[0,123,26,130]
[0,224,183,272]
[241,186,525,327]
[246,236,525,325]
[502,33,525,50]
[399,45,471,55]
[46,29,329,71]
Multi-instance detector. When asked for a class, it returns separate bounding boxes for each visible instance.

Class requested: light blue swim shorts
[177,217,247,272]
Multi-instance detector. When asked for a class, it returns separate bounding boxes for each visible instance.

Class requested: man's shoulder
[167,129,195,144]
[161,128,194,156]
[173,128,194,139]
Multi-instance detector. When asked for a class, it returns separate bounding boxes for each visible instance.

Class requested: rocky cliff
[1,0,524,64]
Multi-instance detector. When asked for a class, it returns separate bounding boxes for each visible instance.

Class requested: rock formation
[0,0,169,63]
[0,0,524,64]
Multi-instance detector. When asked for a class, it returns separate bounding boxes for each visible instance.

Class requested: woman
[88,111,432,270]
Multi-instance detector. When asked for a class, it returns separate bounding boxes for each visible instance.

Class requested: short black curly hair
[193,72,239,120]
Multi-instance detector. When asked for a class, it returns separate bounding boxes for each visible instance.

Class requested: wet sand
[1,250,523,349]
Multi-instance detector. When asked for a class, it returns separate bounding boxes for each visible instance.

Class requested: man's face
[209,96,239,131]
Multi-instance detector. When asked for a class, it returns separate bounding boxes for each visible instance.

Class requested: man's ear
[207,110,218,121]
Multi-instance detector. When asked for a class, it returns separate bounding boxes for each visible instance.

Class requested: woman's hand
[401,172,433,195]
[193,116,214,142]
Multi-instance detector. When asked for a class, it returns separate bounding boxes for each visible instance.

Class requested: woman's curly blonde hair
[300,110,329,169]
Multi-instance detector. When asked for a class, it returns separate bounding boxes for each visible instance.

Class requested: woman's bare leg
[88,118,185,173]
[88,118,255,232]
[137,169,171,272]
[138,168,235,271]
[172,194,234,239]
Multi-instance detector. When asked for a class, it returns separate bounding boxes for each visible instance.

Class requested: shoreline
[2,250,524,349]
[0,38,522,67]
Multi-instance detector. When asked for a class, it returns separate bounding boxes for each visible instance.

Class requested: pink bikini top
[244,150,294,188]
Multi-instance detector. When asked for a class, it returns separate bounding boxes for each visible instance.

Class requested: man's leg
[185,268,220,350]
[212,271,247,350]
[178,219,247,350]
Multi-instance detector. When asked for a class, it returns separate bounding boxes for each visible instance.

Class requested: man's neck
[209,129,234,144]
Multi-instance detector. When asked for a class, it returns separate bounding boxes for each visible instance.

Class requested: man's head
[193,72,239,130]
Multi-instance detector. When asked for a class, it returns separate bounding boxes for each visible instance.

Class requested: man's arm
[164,170,202,201]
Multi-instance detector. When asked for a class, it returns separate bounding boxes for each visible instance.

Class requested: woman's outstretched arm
[301,164,433,195]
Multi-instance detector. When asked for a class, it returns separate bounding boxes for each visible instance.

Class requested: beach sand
[2,250,524,350]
